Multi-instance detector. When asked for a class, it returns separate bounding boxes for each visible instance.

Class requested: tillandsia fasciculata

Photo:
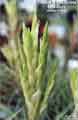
[1,1,58,120]
[1,0,75,120]
[16,17,58,120]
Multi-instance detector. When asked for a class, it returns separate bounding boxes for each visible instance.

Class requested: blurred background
[0,0,78,120]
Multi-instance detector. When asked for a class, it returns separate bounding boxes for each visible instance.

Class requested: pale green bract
[2,1,58,119]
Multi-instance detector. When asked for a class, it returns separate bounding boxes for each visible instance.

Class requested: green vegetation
[0,0,78,120]
[1,1,57,120]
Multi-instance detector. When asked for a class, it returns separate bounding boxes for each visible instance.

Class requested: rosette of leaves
[17,16,57,120]
[1,1,58,119]
[2,14,57,120]
[2,1,75,119]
